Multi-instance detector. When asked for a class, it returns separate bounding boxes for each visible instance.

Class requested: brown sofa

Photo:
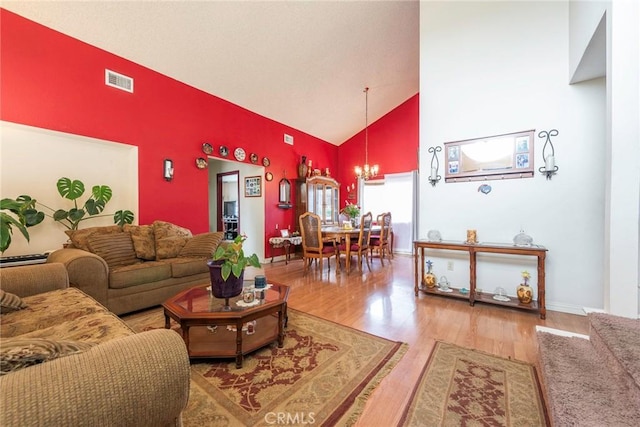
[47,221,224,315]
[0,263,190,426]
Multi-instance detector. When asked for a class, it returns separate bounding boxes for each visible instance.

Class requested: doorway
[207,158,266,260]
[217,171,239,240]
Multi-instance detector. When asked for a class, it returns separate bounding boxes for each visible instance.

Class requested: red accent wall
[1,9,418,254]
[336,94,419,207]
[0,9,336,251]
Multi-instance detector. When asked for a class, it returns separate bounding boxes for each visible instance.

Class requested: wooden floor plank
[262,254,588,426]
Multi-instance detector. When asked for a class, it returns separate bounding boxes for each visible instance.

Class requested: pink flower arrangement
[342,202,360,218]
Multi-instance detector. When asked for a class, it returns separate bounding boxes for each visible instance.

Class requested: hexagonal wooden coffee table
[163,282,289,368]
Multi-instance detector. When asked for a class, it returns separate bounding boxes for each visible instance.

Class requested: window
[361,172,417,254]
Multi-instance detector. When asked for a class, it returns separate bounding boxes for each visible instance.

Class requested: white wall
[420,1,606,314]
[604,0,640,317]
[0,121,138,256]
[569,0,607,82]
[207,158,265,262]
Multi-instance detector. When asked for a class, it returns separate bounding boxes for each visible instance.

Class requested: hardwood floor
[262,253,588,427]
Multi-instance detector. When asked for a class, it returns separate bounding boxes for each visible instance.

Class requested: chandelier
[354,87,379,180]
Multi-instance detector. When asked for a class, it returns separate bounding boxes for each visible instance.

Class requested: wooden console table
[413,240,548,319]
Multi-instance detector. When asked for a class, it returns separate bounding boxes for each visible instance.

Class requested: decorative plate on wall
[202,142,213,155]
[219,146,229,157]
[250,153,259,164]
[234,147,246,162]
[195,157,208,169]
[262,157,270,167]
[265,171,274,181]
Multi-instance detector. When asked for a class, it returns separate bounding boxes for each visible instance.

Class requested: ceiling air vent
[105,69,133,93]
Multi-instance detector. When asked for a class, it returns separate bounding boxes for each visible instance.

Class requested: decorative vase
[298,156,308,180]
[423,260,437,289]
[208,260,245,309]
[516,282,533,304]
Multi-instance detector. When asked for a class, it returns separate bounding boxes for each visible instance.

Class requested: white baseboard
[545,301,588,316]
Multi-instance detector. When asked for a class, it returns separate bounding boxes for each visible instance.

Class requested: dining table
[321,225,384,272]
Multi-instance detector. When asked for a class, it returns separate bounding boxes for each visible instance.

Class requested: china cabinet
[295,176,340,227]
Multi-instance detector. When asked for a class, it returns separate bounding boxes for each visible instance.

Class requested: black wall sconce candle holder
[163,159,174,181]
[428,146,442,186]
[538,129,559,180]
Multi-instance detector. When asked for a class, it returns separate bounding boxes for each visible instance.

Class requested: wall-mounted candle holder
[163,159,174,181]
[428,146,442,186]
[538,129,559,180]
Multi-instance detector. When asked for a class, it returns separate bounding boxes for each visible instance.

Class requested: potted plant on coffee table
[208,234,261,309]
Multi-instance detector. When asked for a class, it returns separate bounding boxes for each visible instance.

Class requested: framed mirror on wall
[278,178,291,209]
[444,129,535,182]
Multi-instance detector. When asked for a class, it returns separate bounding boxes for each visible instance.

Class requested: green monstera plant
[38,177,135,231]
[0,196,45,253]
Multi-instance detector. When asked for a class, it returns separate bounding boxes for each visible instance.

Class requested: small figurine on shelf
[423,260,437,289]
[517,270,533,304]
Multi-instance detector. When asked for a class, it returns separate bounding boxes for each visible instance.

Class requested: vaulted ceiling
[3,1,420,145]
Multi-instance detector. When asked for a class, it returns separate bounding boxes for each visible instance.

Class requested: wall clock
[219,145,229,157]
[262,157,270,167]
[250,153,259,164]
[234,147,246,162]
[265,171,274,182]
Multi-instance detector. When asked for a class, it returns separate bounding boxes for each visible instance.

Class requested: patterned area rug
[399,341,547,426]
[123,307,406,427]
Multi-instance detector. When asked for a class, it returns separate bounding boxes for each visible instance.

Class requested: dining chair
[369,212,387,249]
[298,212,338,276]
[370,212,392,265]
[338,212,372,273]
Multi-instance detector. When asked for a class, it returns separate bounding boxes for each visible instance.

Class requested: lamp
[163,159,174,181]
[354,87,379,180]
[427,146,442,186]
[538,129,559,180]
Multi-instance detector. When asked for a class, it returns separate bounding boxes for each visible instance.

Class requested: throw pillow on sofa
[65,225,122,251]
[87,232,139,268]
[179,232,224,258]
[156,236,189,259]
[0,290,27,313]
[124,224,156,260]
[153,221,193,260]
[0,337,95,375]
